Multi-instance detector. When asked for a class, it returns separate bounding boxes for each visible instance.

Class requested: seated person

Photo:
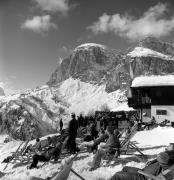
[86,128,108,153]
[83,134,93,142]
[90,122,98,140]
[110,143,174,180]
[35,138,42,152]
[60,128,69,142]
[29,141,63,169]
[47,136,53,146]
[151,116,156,125]
[114,128,121,139]
[23,144,33,155]
[89,126,120,171]
[84,123,99,142]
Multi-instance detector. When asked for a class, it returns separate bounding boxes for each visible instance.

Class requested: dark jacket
[60,119,63,127]
[43,143,62,160]
[68,118,78,137]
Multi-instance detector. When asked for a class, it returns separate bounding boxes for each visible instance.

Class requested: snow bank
[133,126,174,147]
[128,47,174,60]
[131,75,174,87]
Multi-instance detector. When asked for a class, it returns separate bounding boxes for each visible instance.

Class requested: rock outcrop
[47,43,131,92]
[128,37,174,78]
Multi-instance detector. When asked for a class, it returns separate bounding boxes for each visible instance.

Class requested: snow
[0,77,129,129]
[10,104,20,109]
[131,75,174,87]
[39,85,49,90]
[58,78,127,115]
[128,47,174,60]
[111,102,134,112]
[0,77,130,130]
[0,94,20,102]
[75,43,106,51]
[0,126,174,180]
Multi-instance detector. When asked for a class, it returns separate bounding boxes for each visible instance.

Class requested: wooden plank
[129,141,145,156]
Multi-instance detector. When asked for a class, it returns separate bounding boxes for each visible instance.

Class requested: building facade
[128,75,174,123]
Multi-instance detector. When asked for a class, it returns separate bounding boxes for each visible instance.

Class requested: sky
[1,0,174,94]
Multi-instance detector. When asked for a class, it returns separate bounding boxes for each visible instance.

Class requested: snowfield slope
[56,78,129,115]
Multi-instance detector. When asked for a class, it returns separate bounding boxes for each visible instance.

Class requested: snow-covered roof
[75,43,105,51]
[127,47,174,60]
[131,75,174,87]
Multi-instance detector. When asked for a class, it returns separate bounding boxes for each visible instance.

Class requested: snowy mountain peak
[139,36,174,56]
[75,43,106,51]
[127,47,174,60]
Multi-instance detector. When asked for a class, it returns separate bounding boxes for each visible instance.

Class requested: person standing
[67,113,78,154]
[103,118,108,130]
[59,119,63,132]
[90,122,98,140]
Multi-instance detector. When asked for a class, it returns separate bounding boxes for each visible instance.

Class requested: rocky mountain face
[139,37,174,56]
[129,37,174,78]
[0,87,68,140]
[48,38,174,92]
[47,43,131,93]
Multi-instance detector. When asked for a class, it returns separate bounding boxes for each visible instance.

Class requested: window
[156,109,167,115]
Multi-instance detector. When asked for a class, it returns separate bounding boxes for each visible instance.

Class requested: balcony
[128,96,151,108]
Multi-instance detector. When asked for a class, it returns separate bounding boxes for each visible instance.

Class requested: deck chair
[11,139,30,162]
[119,123,146,157]
[102,123,146,164]
[138,164,174,180]
[3,140,30,170]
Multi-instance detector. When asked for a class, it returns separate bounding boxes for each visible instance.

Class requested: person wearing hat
[59,118,63,132]
[109,143,174,180]
[66,113,79,154]
[89,126,120,171]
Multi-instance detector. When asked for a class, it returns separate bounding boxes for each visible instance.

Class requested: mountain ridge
[1,37,174,140]
[47,37,174,93]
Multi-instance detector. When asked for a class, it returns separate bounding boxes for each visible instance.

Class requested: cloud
[57,46,73,61]
[88,3,174,41]
[21,15,57,33]
[33,0,70,14]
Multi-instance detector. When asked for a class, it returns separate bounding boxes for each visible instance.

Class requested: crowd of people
[2,111,174,180]
[26,112,122,169]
